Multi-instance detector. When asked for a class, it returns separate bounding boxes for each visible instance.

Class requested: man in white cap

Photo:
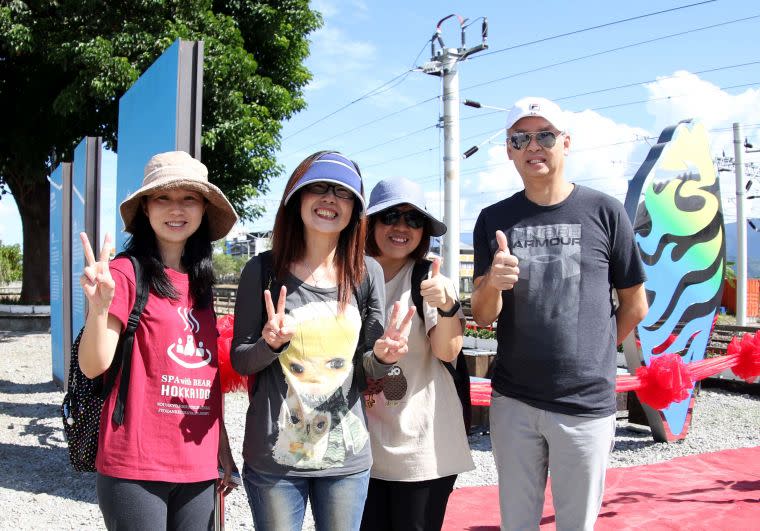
[471,97,649,530]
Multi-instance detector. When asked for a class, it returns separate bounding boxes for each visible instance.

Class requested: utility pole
[734,122,748,325]
[422,15,488,286]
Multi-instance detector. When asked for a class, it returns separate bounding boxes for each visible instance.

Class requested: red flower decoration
[635,353,693,410]
[217,314,248,393]
[727,333,760,383]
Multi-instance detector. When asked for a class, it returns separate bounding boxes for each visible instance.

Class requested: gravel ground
[1,331,758,530]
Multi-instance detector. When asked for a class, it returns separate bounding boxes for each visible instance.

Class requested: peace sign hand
[79,232,115,314]
[373,302,416,364]
[419,257,456,310]
[262,285,295,350]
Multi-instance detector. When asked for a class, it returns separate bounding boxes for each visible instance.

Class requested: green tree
[0,0,321,303]
[212,241,247,283]
[0,242,23,284]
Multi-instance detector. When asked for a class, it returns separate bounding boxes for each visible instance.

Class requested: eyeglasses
[377,208,426,229]
[508,131,563,150]
[304,182,354,200]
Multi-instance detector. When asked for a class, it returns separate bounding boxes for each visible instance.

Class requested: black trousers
[360,474,458,531]
[96,473,215,531]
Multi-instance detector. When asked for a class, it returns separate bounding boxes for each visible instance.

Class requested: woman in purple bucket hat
[361,176,474,531]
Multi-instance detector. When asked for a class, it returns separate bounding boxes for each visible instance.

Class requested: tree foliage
[212,242,248,283]
[0,242,23,284]
[0,0,321,302]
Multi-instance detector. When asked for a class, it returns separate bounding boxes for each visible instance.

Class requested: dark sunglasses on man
[509,130,564,151]
[377,208,427,229]
[304,182,355,199]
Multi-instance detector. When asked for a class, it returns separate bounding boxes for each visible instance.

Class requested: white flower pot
[476,338,497,351]
[463,336,477,349]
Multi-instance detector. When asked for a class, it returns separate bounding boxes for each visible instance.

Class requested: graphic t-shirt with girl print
[232,256,388,476]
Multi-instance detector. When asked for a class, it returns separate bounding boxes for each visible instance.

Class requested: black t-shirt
[231,255,388,476]
[473,185,646,417]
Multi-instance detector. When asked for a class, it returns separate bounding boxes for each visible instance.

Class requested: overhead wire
[360,96,760,169]
[265,5,759,217]
[472,0,718,60]
[287,16,759,159]
[348,124,439,157]
[462,14,760,92]
[283,37,432,142]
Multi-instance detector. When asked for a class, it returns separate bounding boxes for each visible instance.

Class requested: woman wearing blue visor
[232,152,415,530]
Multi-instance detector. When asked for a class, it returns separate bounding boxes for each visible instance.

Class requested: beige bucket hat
[119,151,238,241]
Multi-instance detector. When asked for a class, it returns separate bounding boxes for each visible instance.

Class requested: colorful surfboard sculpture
[622,120,726,442]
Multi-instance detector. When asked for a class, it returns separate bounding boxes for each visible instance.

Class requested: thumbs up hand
[489,230,519,291]
[420,257,457,310]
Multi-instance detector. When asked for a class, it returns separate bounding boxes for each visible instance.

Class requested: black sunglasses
[509,131,563,150]
[378,208,426,229]
[304,182,354,200]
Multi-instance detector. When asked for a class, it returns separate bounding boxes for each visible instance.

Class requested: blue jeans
[243,463,370,531]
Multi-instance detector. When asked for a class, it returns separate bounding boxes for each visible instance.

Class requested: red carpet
[444,446,760,530]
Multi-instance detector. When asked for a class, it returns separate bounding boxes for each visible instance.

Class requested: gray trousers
[490,393,616,531]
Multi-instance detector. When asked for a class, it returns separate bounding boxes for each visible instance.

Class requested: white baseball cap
[505,97,567,132]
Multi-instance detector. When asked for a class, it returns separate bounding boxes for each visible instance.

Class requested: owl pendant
[364,365,408,407]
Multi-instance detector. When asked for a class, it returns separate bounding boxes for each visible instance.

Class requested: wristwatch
[437,300,461,318]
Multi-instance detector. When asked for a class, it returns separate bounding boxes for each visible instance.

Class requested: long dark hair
[270,151,367,311]
[123,207,215,308]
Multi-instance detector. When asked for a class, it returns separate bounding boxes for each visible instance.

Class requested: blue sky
[240,0,760,239]
[2,0,759,247]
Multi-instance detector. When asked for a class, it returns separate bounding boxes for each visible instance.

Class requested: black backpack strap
[249,251,276,397]
[410,259,432,322]
[258,250,275,292]
[109,254,149,426]
[349,268,372,403]
[258,250,276,315]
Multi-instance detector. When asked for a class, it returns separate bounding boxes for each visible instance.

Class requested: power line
[255,124,760,218]
[284,96,438,158]
[287,19,759,160]
[473,0,718,60]
[279,1,726,161]
[553,61,760,103]
[457,60,760,124]
[362,145,439,169]
[358,100,760,169]
[283,37,432,141]
[589,81,760,112]
[462,14,760,92]
[283,69,414,140]
[348,124,438,157]
[290,69,760,163]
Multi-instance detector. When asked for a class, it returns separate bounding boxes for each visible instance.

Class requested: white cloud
[311,0,368,20]
[458,110,650,231]
[0,195,22,247]
[644,71,760,223]
[306,18,375,92]
[645,71,760,140]
[460,72,760,231]
[564,109,651,203]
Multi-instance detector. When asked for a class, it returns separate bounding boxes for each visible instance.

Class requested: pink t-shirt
[96,257,221,482]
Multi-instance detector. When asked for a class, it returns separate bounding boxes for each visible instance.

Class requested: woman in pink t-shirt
[78,151,239,530]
